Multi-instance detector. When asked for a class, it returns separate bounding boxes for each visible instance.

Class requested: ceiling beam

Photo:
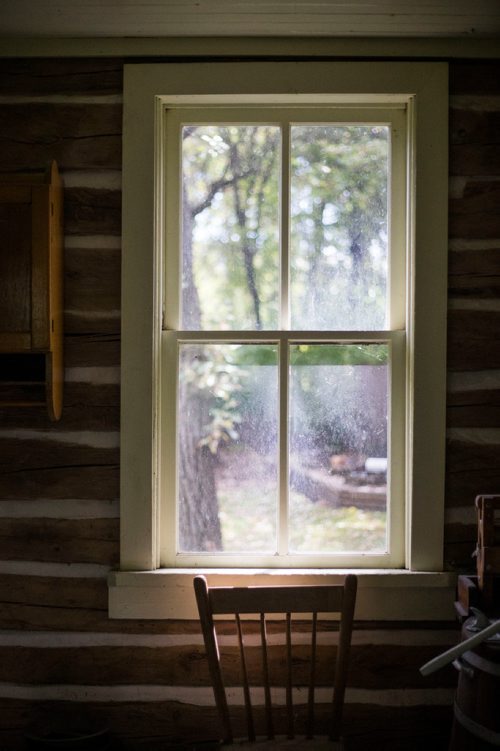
[0,36,499,59]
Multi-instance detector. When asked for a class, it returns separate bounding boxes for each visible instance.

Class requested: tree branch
[191,166,257,218]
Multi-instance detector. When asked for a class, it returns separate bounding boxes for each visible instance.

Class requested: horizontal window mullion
[164,330,404,343]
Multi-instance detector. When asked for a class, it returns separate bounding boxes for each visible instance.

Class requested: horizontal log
[0,103,122,170]
[0,436,119,471]
[0,464,119,501]
[448,248,500,299]
[0,59,123,96]
[0,382,45,406]
[449,182,500,238]
[448,246,500,275]
[65,334,120,369]
[0,576,458,634]
[0,536,118,565]
[64,381,120,408]
[446,437,500,473]
[0,518,119,565]
[0,516,118,542]
[0,642,455,690]
[64,315,120,336]
[447,389,500,428]
[64,188,121,236]
[444,541,477,572]
[0,569,462,637]
[0,697,219,739]
[0,432,119,497]
[450,63,500,95]
[64,246,121,335]
[8,603,437,638]
[442,521,498,569]
[0,385,120,430]
[0,573,107,610]
[445,439,500,508]
[450,108,500,145]
[450,143,500,176]
[0,698,453,751]
[0,575,210,633]
[447,310,500,370]
[0,602,186,634]
[442,523,490,569]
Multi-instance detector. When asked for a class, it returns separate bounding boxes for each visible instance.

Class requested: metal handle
[420,618,500,676]
[452,658,475,679]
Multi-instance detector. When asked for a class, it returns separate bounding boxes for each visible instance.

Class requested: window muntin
[162,105,406,568]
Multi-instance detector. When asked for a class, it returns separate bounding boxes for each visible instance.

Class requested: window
[162,105,406,568]
[112,62,451,618]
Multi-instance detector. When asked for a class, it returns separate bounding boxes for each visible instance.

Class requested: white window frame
[110,62,453,620]
[162,103,406,569]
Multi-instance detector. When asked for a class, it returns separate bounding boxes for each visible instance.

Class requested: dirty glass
[290,125,389,330]
[288,343,388,553]
[177,343,279,552]
[181,125,280,331]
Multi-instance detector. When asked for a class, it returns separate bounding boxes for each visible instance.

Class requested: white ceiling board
[0,0,499,38]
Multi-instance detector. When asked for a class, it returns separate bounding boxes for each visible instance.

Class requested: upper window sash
[163,104,407,333]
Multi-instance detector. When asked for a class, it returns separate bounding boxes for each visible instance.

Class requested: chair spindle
[236,613,255,741]
[260,613,274,739]
[306,611,318,738]
[286,612,293,739]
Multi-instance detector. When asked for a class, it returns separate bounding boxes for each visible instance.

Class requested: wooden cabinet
[0,161,63,420]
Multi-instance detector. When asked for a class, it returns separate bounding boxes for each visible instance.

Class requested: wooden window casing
[112,62,449,620]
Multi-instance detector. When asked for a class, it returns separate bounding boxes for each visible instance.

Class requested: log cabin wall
[0,57,498,750]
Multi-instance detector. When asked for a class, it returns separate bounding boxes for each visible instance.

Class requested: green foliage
[290,343,388,366]
[288,494,386,553]
[217,480,386,553]
[183,125,280,330]
[290,125,388,329]
[182,123,388,332]
[180,345,245,454]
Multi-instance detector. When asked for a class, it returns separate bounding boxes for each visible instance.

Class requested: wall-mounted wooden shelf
[0,161,63,420]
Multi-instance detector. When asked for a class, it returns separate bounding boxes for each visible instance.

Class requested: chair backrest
[194,575,357,744]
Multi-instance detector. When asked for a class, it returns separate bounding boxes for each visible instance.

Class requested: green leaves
[290,343,388,366]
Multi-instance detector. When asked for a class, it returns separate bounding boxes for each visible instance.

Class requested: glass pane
[181,125,280,331]
[177,343,279,553]
[289,344,388,553]
[290,125,389,330]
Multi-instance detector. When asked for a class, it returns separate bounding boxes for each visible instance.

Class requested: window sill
[108,568,457,621]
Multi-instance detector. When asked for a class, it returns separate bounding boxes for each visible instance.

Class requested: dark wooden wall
[446,63,500,569]
[0,57,498,751]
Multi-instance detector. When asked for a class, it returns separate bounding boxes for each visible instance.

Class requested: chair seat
[225,737,344,750]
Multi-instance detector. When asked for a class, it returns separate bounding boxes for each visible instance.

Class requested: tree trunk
[178,187,222,551]
[178,362,222,551]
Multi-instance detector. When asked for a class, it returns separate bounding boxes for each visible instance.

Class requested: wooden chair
[194,575,357,749]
